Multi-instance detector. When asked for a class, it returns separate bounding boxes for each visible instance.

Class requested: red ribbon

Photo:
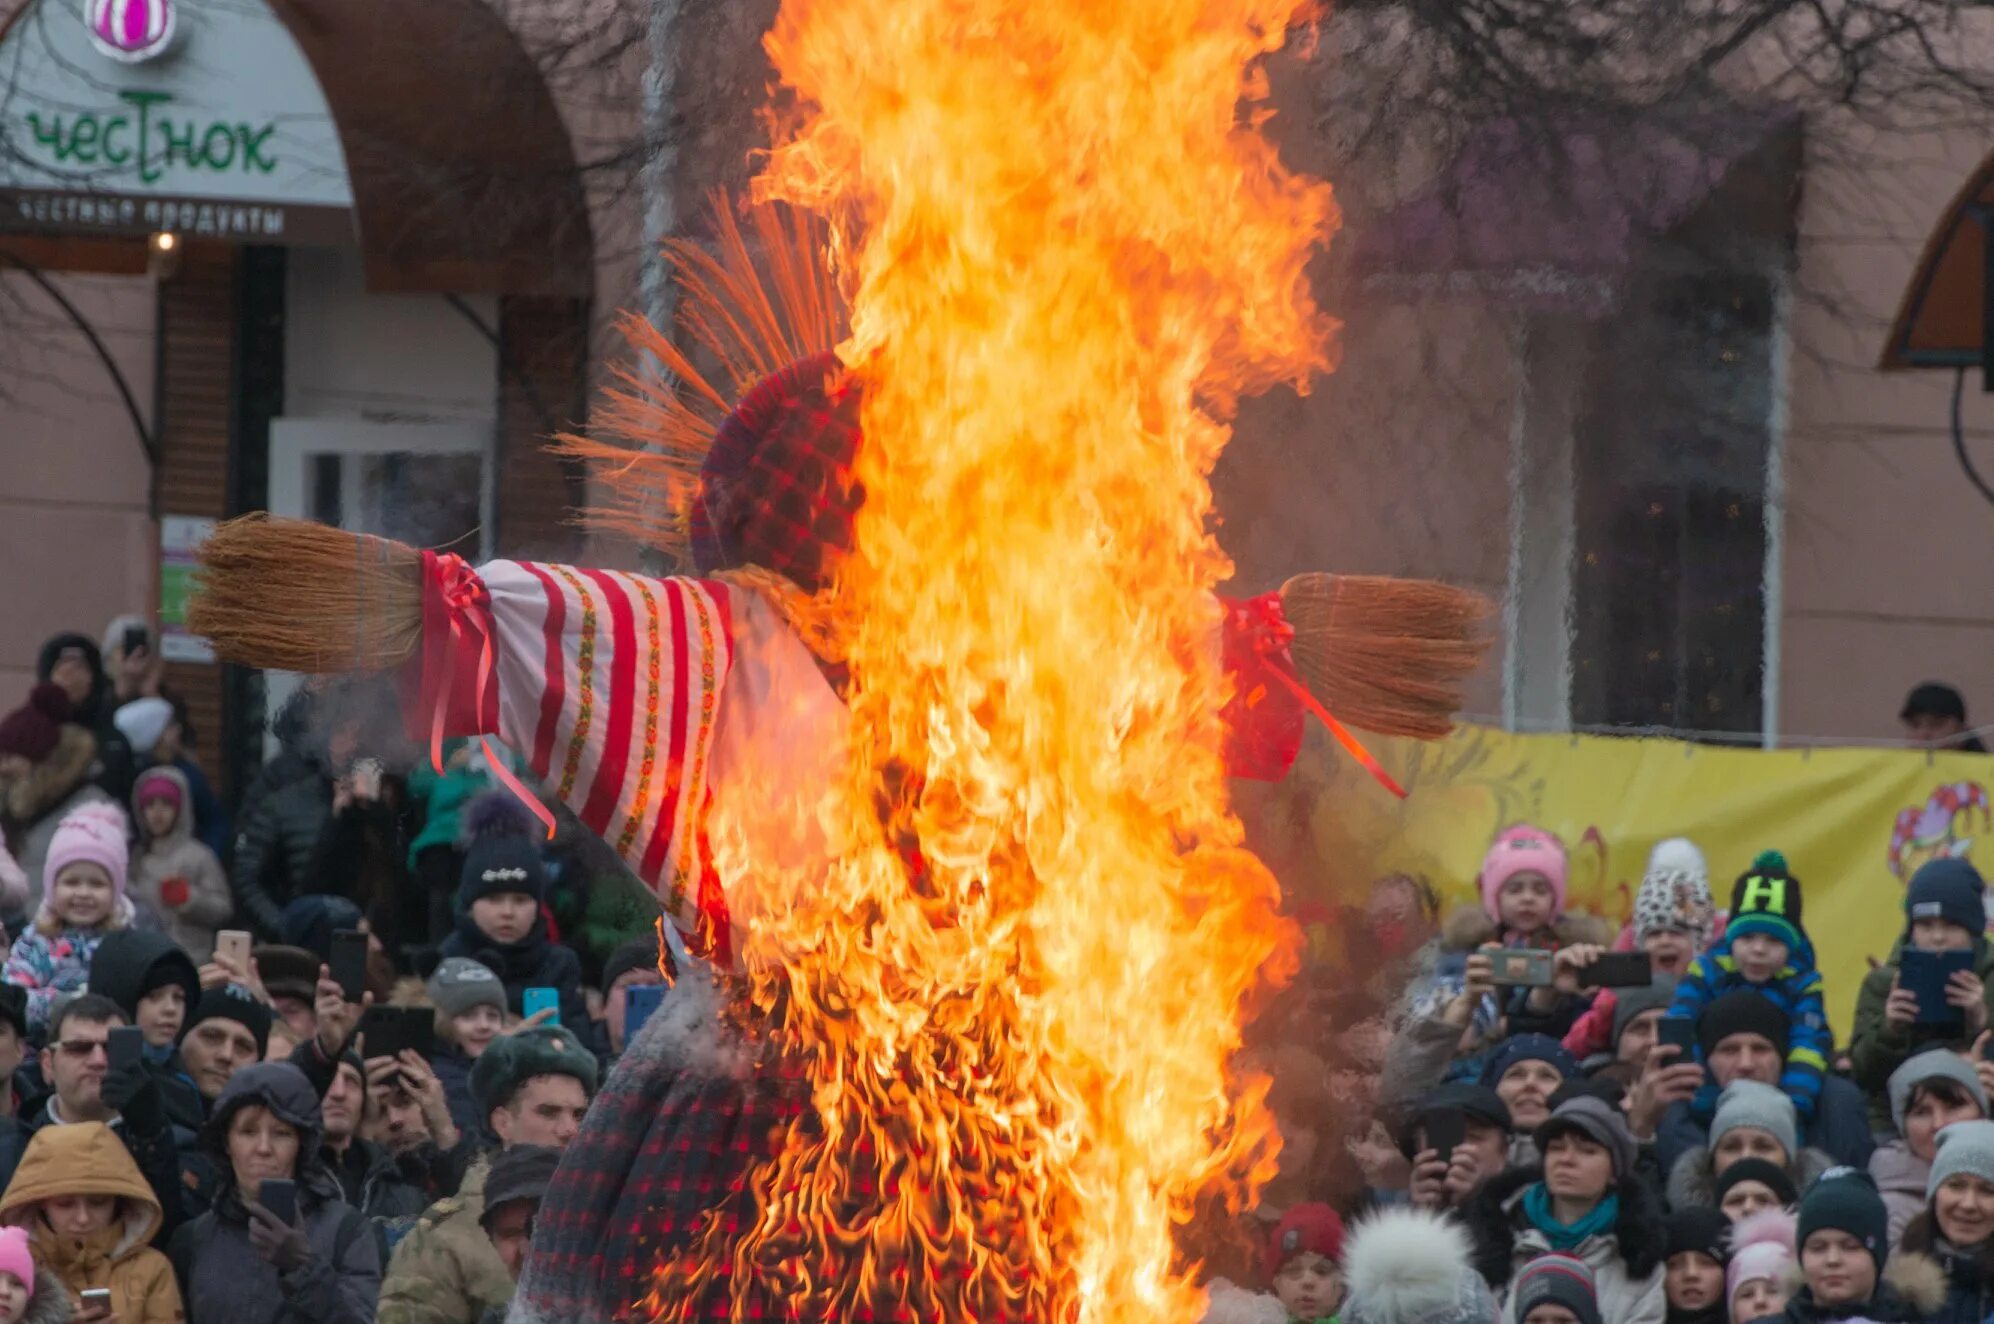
[1263,661,1408,799]
[421,551,557,839]
[1230,589,1407,800]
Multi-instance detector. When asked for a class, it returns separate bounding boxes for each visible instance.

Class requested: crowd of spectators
[1209,815,1994,1324]
[0,621,667,1324]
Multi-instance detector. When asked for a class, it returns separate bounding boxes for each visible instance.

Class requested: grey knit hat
[1535,1095,1636,1181]
[1928,1119,1994,1199]
[1710,1080,1799,1162]
[426,956,507,1019]
[1610,980,1678,1049]
[1888,1048,1989,1136]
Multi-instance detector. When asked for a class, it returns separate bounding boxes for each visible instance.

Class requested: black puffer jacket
[231,772,337,939]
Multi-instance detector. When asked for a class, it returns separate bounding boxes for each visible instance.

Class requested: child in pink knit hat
[0,1225,42,1324]
[1479,823,1570,944]
[1,803,134,1037]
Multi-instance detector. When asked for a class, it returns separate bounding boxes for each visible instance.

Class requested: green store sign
[23,90,280,185]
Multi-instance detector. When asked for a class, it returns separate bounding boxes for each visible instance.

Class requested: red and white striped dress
[409,558,848,965]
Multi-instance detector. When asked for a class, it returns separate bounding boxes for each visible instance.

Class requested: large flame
[669,0,1338,1318]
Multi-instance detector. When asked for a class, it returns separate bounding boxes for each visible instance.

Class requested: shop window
[1567,269,1775,738]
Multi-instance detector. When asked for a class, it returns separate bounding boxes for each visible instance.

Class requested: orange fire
[670,0,1338,1317]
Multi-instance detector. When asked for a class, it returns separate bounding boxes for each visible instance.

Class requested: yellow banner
[1236,724,1994,1030]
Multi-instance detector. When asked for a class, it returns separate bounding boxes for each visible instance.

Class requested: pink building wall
[0,271,158,698]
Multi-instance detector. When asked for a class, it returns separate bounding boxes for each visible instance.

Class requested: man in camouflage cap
[377,1025,597,1324]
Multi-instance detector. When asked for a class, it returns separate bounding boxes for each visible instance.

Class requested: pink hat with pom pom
[1478,823,1568,922]
[1727,1207,1797,1317]
[41,803,129,898]
[0,1225,35,1297]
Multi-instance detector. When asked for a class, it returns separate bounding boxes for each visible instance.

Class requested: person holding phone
[1851,859,1994,1134]
[0,1121,182,1323]
[169,1063,378,1324]
[378,1028,597,1324]
[595,935,667,1061]
[1405,1083,1514,1212]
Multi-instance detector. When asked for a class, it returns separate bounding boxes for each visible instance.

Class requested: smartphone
[257,1177,298,1225]
[395,1006,436,1061]
[1488,948,1556,987]
[1421,1107,1468,1159]
[1577,952,1655,989]
[625,984,667,1042]
[216,929,252,969]
[358,1006,407,1061]
[524,986,560,1025]
[80,1289,112,1308]
[1656,1014,1697,1060]
[107,1024,144,1074]
[1901,948,1974,1026]
[329,929,370,1003]
[123,624,148,657]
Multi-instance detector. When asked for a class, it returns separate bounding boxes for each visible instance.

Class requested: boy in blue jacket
[1668,850,1829,1122]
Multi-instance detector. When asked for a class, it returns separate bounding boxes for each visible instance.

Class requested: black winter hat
[1665,1207,1732,1262]
[88,930,200,1024]
[1904,858,1987,940]
[601,934,663,991]
[185,984,273,1057]
[278,894,365,964]
[1796,1167,1888,1273]
[1696,989,1791,1059]
[458,793,548,907]
[1715,1156,1798,1209]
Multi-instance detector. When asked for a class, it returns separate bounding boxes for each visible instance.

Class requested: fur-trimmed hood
[22,1267,75,1324]
[1780,1250,1949,1322]
[3,725,98,826]
[1901,1211,1994,1299]
[1666,1144,1834,1211]
[1439,903,1616,954]
[1460,1161,1666,1286]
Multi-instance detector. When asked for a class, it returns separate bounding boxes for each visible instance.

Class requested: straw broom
[185,514,425,674]
[1280,572,1491,740]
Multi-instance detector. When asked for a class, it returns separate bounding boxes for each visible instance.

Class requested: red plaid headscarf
[690,351,863,594]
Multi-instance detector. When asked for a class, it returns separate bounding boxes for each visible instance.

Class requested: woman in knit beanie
[1786,1168,1945,1324]
[1668,1080,1834,1213]
[1898,1119,1994,1323]
[1869,1050,1990,1246]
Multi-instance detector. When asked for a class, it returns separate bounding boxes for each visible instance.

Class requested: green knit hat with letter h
[1727,850,1804,950]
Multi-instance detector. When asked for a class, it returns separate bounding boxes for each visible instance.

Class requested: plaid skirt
[511,976,811,1323]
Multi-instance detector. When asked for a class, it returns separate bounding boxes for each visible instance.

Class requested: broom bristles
[1281,572,1492,740]
[186,514,424,674]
